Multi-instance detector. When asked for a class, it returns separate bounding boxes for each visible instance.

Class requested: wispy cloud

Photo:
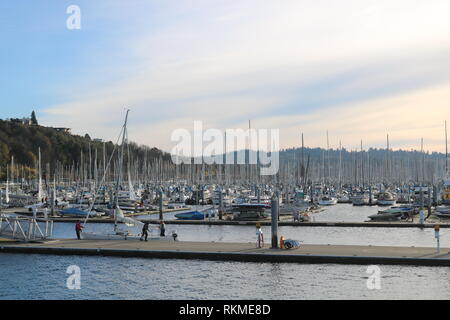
[39,0,450,152]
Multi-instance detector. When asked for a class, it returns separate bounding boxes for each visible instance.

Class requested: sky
[1,0,450,153]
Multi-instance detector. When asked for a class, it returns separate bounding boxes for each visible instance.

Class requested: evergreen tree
[31,111,38,125]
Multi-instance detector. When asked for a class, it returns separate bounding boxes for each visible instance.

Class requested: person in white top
[256,223,264,248]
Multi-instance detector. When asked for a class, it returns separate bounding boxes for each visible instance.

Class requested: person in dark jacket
[140,222,149,241]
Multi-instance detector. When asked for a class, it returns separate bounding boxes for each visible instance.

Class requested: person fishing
[140,222,149,241]
[160,221,166,237]
[75,221,84,240]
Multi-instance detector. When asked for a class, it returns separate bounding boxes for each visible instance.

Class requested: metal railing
[0,214,53,242]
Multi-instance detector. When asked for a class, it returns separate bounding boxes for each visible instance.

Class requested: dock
[1,239,450,266]
[35,219,450,228]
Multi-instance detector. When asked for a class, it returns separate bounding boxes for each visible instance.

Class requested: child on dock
[256,223,264,248]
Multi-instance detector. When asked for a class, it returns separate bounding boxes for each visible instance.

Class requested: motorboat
[231,203,269,221]
[436,206,450,214]
[318,194,338,206]
[434,206,450,219]
[368,206,413,221]
[174,206,217,220]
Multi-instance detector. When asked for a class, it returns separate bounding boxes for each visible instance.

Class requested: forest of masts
[2,135,449,191]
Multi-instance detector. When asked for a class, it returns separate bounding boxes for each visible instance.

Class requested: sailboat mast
[326,130,330,185]
[446,120,448,174]
[38,147,42,201]
[339,140,342,191]
[421,138,425,184]
[115,109,130,207]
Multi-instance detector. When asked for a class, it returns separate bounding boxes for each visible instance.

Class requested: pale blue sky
[1,1,450,152]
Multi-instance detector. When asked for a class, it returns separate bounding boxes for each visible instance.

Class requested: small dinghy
[283,239,302,249]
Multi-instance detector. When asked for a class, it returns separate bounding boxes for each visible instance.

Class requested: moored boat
[174,206,217,220]
[376,191,396,206]
[318,194,338,206]
[368,206,413,221]
[231,203,269,221]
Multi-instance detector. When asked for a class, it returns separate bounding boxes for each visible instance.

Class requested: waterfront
[44,204,446,247]
[2,203,450,300]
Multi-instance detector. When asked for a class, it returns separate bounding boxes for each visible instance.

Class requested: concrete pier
[1,239,450,266]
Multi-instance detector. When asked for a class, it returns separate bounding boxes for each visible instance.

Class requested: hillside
[0,119,170,180]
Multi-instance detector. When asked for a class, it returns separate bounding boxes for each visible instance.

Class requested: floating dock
[1,239,449,266]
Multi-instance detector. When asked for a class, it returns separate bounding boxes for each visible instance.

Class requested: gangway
[0,213,53,242]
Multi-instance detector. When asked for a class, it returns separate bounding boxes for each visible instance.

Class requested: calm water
[1,253,450,300]
[2,204,449,300]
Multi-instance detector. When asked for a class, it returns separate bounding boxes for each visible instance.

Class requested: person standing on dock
[75,221,84,240]
[256,223,264,248]
[140,222,149,241]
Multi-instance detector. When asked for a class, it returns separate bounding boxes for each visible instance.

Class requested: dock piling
[158,188,163,221]
[271,195,279,249]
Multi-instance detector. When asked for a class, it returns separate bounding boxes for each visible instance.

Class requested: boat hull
[318,199,338,206]
[377,200,396,206]
[368,213,402,221]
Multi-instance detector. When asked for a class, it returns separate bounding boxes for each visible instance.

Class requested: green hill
[0,118,170,180]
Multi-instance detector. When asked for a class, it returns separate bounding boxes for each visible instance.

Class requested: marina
[4,1,450,303]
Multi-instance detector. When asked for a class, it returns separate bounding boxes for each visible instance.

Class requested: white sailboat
[24,148,46,211]
[80,110,177,241]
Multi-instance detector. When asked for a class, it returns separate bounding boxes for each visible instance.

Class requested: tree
[31,111,38,125]
[0,142,10,167]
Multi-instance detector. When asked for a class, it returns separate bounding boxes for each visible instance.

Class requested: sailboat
[436,121,450,219]
[24,148,46,211]
[80,110,178,241]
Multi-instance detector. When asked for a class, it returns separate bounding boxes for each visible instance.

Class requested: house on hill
[7,117,32,125]
[53,127,72,134]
